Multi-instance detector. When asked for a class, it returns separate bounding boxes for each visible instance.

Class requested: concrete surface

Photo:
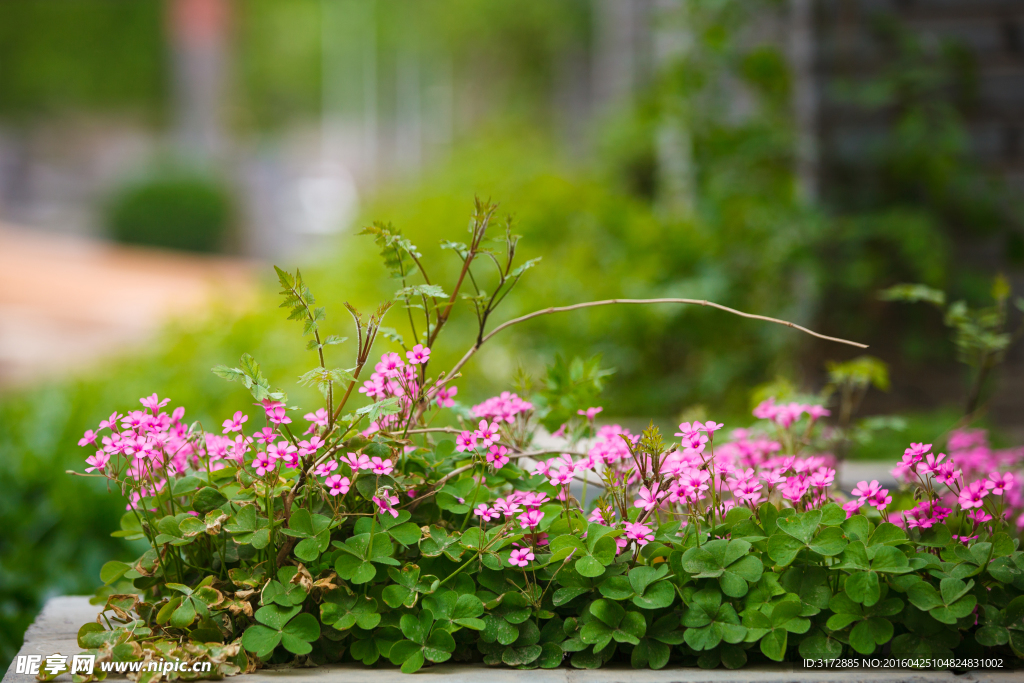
[5,597,1020,682]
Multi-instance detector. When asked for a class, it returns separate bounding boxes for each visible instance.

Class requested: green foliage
[107,172,233,253]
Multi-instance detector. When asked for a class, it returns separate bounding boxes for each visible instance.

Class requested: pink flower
[85,451,109,473]
[474,504,498,522]
[958,480,989,510]
[624,522,654,546]
[341,452,370,471]
[588,506,615,524]
[703,420,724,433]
[373,492,400,518]
[406,344,431,365]
[370,456,394,476]
[577,407,603,421]
[252,452,276,476]
[805,405,830,420]
[868,489,892,511]
[140,393,170,412]
[509,548,534,567]
[253,427,276,445]
[475,420,501,448]
[222,411,249,434]
[325,474,350,496]
[518,509,544,530]
[634,485,665,512]
[851,480,882,504]
[435,385,458,408]
[315,460,339,477]
[79,430,99,447]
[486,445,509,469]
[968,508,993,524]
[548,465,574,487]
[842,500,861,518]
[304,408,329,432]
[520,491,549,509]
[493,497,521,518]
[988,471,1014,495]
[809,467,836,488]
[455,431,478,453]
[905,442,932,458]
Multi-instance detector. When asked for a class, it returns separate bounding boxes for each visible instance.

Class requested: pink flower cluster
[752,398,830,429]
[471,392,533,424]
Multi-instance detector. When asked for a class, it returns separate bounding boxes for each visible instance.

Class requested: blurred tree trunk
[654,0,695,218]
[167,0,230,163]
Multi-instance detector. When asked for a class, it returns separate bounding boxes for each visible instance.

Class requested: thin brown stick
[449,298,867,378]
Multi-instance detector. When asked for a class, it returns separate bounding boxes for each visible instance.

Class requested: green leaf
[589,599,625,628]
[846,571,881,606]
[776,509,822,544]
[99,560,131,585]
[192,487,227,514]
[242,625,281,658]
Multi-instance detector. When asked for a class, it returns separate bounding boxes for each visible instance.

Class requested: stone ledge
[4,597,1019,683]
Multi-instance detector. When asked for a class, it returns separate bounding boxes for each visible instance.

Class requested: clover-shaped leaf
[388,612,456,673]
[320,590,381,631]
[242,604,320,657]
[683,539,763,597]
[580,599,646,651]
[681,586,747,651]
[334,532,399,584]
[281,509,334,561]
[224,505,270,550]
[741,595,809,661]
[906,577,977,624]
[419,525,464,561]
[550,523,619,578]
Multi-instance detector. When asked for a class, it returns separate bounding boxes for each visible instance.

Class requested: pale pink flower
[406,344,431,365]
[634,484,665,512]
[509,548,534,567]
[370,456,394,476]
[577,407,603,421]
[493,497,521,518]
[325,474,350,496]
[474,504,498,522]
[315,460,339,477]
[85,451,109,473]
[988,471,1014,495]
[624,521,654,546]
[140,393,170,412]
[341,452,370,471]
[475,420,501,448]
[842,500,861,519]
[79,430,99,447]
[852,480,882,504]
[435,385,458,408]
[486,445,509,469]
[373,492,400,518]
[455,430,478,452]
[703,420,725,433]
[518,509,544,530]
[253,452,276,476]
[222,411,248,434]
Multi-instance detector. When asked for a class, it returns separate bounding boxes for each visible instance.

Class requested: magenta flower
[140,393,170,412]
[325,474,351,496]
[474,504,498,522]
[577,407,603,421]
[221,411,249,434]
[370,456,394,476]
[958,480,989,510]
[78,430,99,447]
[851,480,882,504]
[373,492,400,518]
[455,430,478,453]
[435,385,458,408]
[868,489,892,511]
[315,460,339,477]
[624,521,654,546]
[519,491,549,509]
[253,427,276,445]
[518,509,544,530]
[509,548,534,567]
[493,497,521,518]
[252,452,276,476]
[634,484,665,512]
[304,408,329,433]
[988,471,1014,495]
[805,405,830,420]
[406,344,431,365]
[548,465,575,487]
[969,508,993,524]
[341,452,370,471]
[588,506,615,525]
[703,420,725,433]
[85,451,109,473]
[486,445,509,469]
[475,420,501,448]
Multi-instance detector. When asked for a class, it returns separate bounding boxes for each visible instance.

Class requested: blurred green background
[1,0,1022,669]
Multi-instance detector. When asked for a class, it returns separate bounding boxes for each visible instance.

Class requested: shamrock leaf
[681,586,747,651]
[906,577,977,625]
[320,590,381,631]
[580,599,647,651]
[388,612,456,673]
[741,595,809,661]
[825,590,901,654]
[281,509,333,562]
[682,538,763,597]
[334,532,400,584]
[549,523,620,578]
[242,604,320,657]
[224,505,270,550]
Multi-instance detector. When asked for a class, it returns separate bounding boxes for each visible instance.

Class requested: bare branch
[448,297,867,378]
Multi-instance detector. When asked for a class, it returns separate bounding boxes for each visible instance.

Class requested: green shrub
[106,173,232,253]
